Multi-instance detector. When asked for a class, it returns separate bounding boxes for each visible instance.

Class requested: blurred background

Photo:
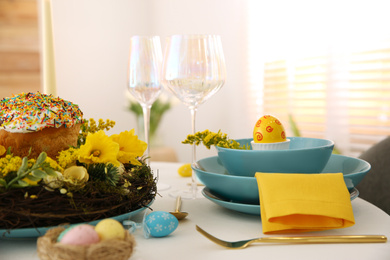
[1,0,390,163]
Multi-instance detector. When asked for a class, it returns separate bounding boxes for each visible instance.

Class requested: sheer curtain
[246,0,390,156]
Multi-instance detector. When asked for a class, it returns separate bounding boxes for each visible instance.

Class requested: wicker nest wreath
[0,161,156,231]
[37,227,136,260]
[0,119,157,233]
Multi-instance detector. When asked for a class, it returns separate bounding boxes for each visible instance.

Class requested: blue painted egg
[145,211,178,237]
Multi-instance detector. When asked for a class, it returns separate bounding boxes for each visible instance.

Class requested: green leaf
[42,166,58,176]
[288,114,301,137]
[17,157,29,177]
[128,102,143,116]
[16,180,29,187]
[27,174,41,182]
[32,169,47,178]
[0,178,6,186]
[35,152,47,166]
[10,184,27,188]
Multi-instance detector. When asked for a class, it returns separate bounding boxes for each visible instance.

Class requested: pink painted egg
[60,224,100,245]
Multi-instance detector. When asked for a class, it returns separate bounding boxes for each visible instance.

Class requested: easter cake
[0,92,84,159]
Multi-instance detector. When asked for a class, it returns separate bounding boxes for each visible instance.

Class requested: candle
[39,0,57,96]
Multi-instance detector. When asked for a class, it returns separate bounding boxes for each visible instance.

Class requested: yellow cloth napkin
[255,172,355,234]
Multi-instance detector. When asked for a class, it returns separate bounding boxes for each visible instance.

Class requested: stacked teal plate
[193,154,370,214]
[201,187,360,216]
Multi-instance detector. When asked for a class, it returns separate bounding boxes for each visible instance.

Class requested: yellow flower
[63,166,89,186]
[45,157,64,172]
[57,147,80,169]
[0,145,5,156]
[79,130,120,166]
[0,155,22,177]
[110,129,147,165]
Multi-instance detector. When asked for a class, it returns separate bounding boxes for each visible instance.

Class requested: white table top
[1,161,389,260]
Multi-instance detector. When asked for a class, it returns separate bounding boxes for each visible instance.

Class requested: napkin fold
[255,172,355,234]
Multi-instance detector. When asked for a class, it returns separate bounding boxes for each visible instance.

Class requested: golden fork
[195,225,387,249]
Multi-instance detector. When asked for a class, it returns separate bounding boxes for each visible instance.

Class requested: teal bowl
[193,154,370,204]
[215,137,334,177]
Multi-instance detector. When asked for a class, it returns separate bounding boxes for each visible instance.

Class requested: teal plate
[0,201,153,238]
[194,154,370,204]
[202,187,260,215]
[202,187,359,216]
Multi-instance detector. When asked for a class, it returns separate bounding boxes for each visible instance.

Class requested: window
[0,0,41,97]
[247,0,390,156]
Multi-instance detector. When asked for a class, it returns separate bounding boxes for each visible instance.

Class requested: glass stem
[190,107,197,199]
[142,104,151,166]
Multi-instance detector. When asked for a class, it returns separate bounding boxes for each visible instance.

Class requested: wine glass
[161,35,226,199]
[127,35,170,191]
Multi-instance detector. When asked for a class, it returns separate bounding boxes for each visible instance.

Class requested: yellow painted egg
[178,163,192,177]
[94,219,125,241]
[253,115,286,143]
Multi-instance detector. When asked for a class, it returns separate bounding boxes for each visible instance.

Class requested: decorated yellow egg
[95,219,125,240]
[253,115,286,143]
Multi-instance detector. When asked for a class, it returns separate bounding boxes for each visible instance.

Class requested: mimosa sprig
[182,130,249,150]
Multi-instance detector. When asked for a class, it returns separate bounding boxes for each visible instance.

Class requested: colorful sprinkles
[0,92,83,132]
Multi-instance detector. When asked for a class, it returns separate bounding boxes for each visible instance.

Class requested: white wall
[52,0,253,163]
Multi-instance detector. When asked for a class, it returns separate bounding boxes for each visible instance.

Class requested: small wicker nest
[37,227,136,260]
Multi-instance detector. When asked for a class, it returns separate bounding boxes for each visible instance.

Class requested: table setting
[1,160,390,259]
[0,33,390,260]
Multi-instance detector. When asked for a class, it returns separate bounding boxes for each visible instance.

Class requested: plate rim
[0,200,153,238]
[202,187,260,215]
[202,187,359,215]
